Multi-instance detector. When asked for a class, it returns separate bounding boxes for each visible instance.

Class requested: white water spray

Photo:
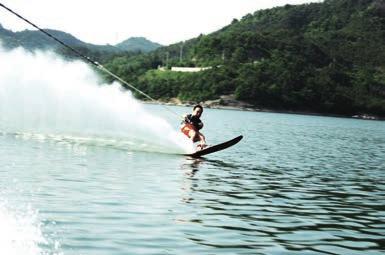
[0,198,56,255]
[0,45,194,153]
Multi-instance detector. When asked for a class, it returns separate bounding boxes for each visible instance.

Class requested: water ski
[184,135,243,158]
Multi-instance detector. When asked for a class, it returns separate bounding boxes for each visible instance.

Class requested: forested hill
[103,0,385,117]
[115,37,162,52]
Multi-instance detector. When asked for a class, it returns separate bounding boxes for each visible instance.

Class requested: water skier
[181,104,207,150]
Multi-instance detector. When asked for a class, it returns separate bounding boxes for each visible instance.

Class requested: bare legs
[188,129,207,149]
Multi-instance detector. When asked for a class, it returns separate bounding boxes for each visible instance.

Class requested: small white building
[170,67,212,72]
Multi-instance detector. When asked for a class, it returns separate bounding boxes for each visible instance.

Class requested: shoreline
[141,96,384,121]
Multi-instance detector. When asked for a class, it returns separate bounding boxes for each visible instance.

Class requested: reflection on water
[180,159,202,177]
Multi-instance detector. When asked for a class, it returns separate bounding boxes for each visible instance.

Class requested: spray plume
[0,45,193,153]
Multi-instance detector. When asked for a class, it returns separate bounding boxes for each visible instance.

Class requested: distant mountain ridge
[0,24,162,53]
[115,37,162,52]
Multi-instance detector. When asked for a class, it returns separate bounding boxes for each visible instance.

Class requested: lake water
[1,105,385,255]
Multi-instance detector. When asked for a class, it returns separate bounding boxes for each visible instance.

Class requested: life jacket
[181,114,203,130]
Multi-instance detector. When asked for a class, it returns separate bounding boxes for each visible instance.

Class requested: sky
[0,0,321,46]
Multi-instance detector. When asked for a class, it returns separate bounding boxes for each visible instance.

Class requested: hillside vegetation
[102,0,385,117]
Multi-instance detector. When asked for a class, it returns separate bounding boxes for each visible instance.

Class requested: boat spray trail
[0,46,193,153]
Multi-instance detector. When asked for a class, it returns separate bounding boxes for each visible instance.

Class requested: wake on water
[0,197,61,255]
[0,44,194,154]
